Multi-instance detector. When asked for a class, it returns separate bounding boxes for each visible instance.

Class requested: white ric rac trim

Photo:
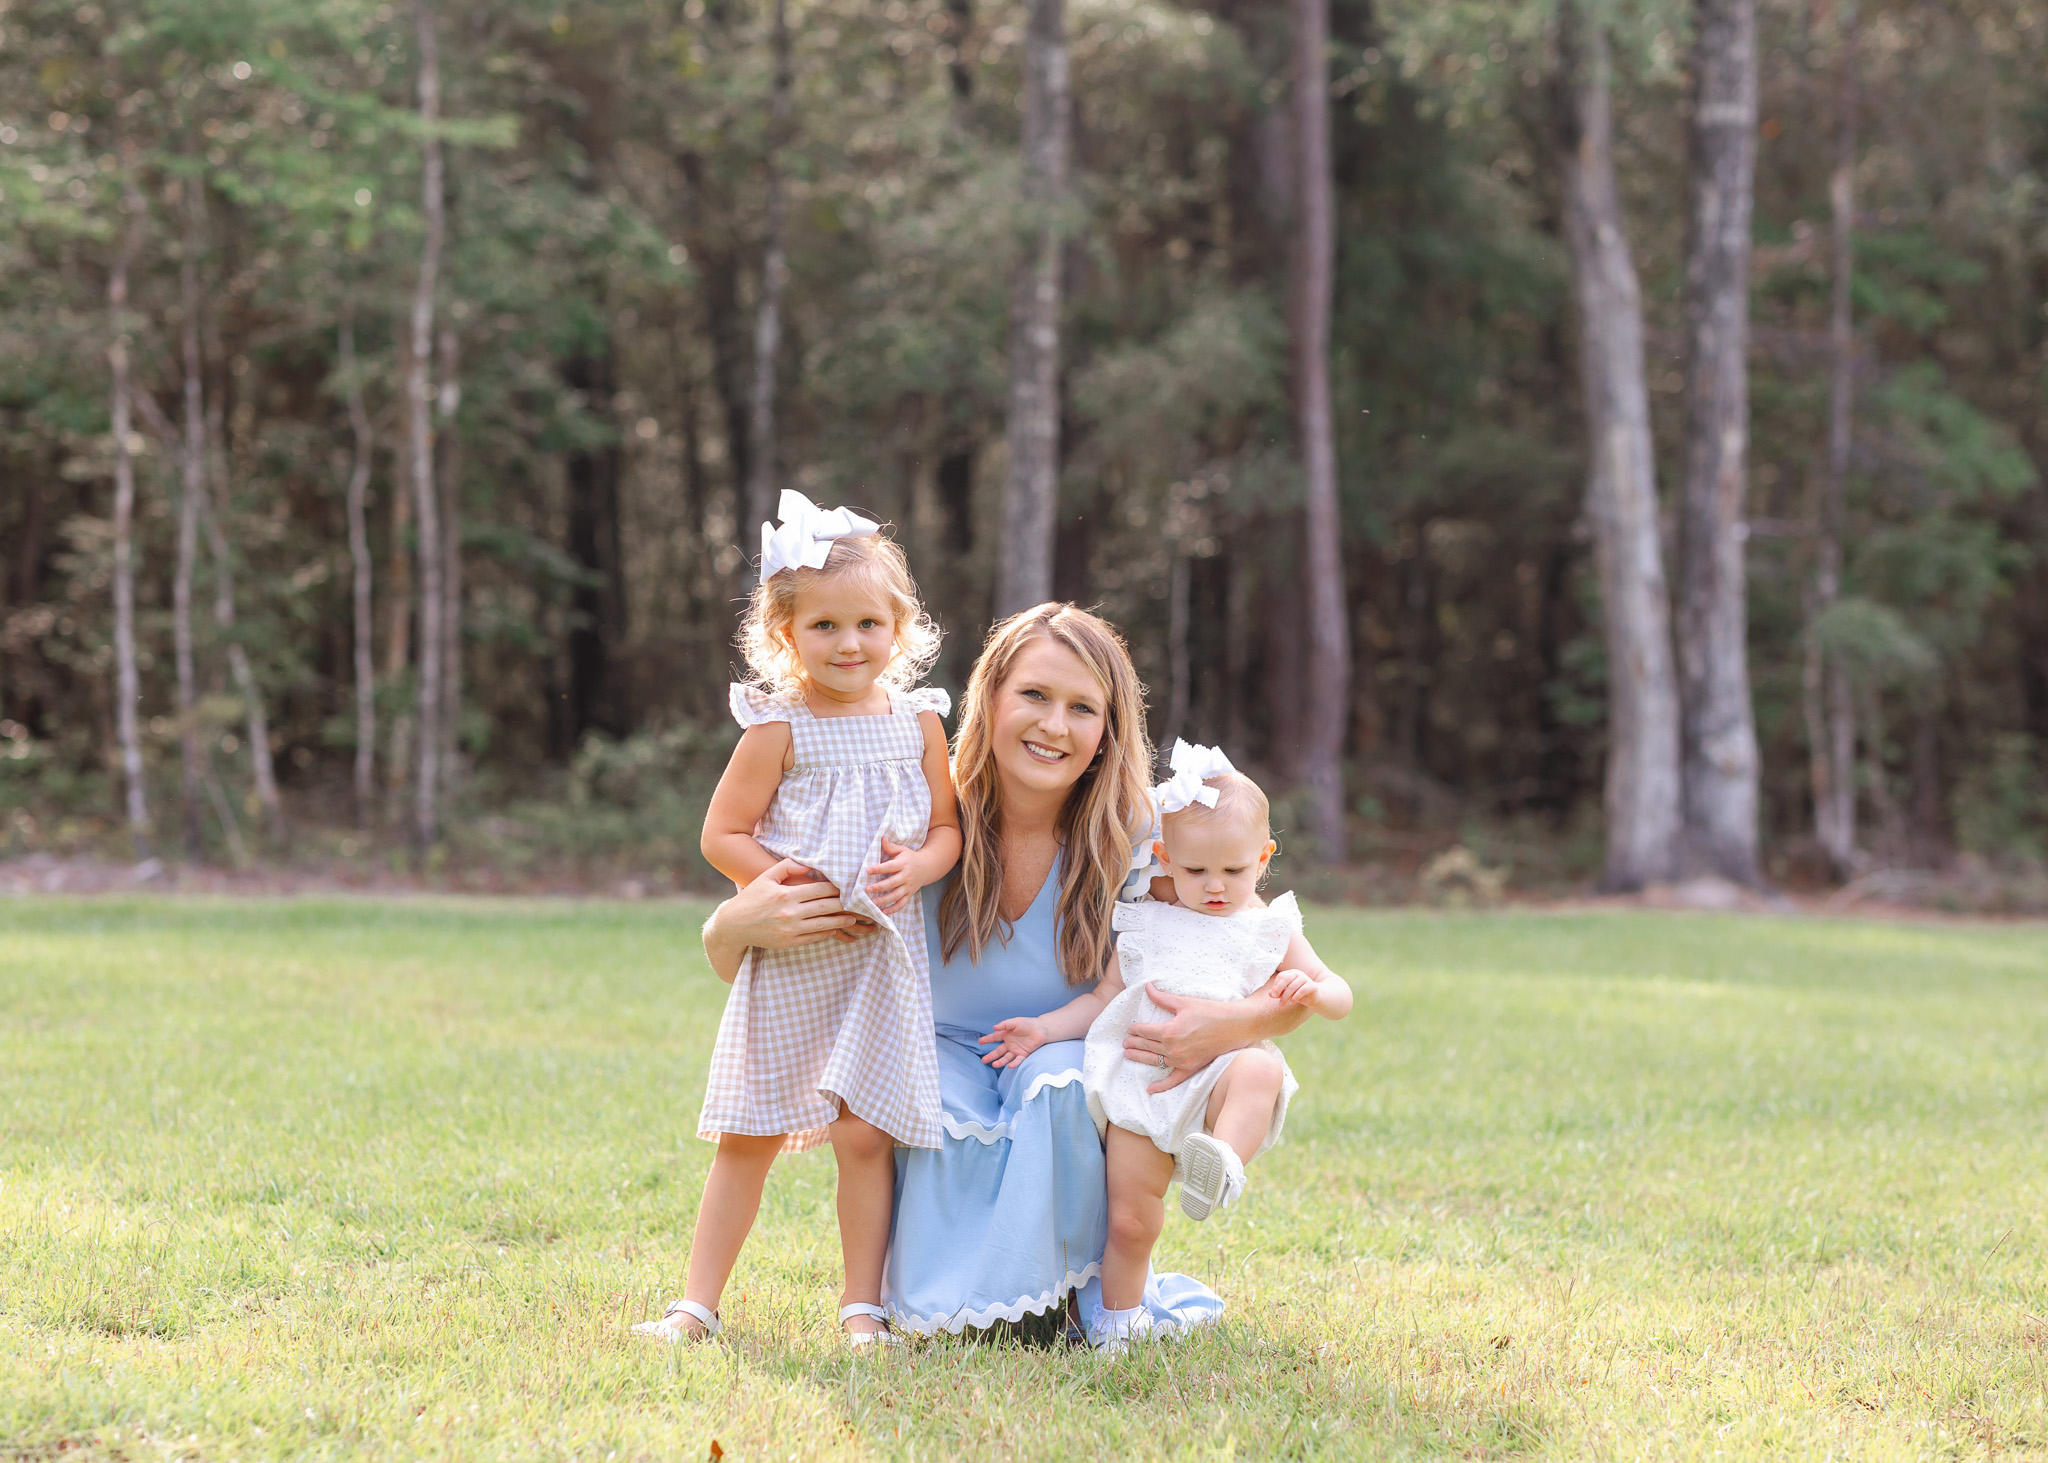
[887,1263,1102,1335]
[937,1068,1084,1145]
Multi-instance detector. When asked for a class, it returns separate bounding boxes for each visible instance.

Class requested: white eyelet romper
[698,683,950,1153]
[1083,892,1303,1162]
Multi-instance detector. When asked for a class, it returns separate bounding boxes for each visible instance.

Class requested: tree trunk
[437,324,463,793]
[1809,7,1859,876]
[108,140,152,855]
[744,0,792,564]
[1675,0,1760,885]
[174,174,206,857]
[994,0,1069,618]
[338,313,376,830]
[563,346,627,739]
[1292,0,1348,862]
[1557,4,1683,891]
[1162,547,1191,748]
[200,452,283,846]
[945,0,975,101]
[408,0,447,851]
[383,426,414,829]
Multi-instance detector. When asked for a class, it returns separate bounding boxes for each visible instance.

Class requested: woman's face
[989,638,1110,802]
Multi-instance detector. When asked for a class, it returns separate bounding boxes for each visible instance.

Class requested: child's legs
[1102,1125,1176,1311]
[828,1106,895,1333]
[684,1132,784,1312]
[1202,1048,1285,1165]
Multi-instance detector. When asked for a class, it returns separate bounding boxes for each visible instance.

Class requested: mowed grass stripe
[1,898,2044,1460]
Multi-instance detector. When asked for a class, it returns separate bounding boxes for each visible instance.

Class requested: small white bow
[1153,738,1237,815]
[759,489,880,578]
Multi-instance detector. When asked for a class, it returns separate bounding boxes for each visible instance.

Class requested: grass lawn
[1,898,2045,1461]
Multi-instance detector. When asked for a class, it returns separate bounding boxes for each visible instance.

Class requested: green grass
[2,898,2046,1460]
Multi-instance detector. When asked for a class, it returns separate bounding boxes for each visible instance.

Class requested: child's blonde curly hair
[738,530,941,696]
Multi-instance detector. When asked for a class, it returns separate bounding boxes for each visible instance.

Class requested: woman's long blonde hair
[938,604,1154,985]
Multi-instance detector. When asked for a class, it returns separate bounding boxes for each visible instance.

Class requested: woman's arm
[1121,980,1313,1094]
[866,710,963,915]
[700,723,795,887]
[701,857,874,983]
[979,953,1126,1068]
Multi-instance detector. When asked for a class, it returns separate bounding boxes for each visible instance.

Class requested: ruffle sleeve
[1254,890,1304,974]
[898,686,953,719]
[1119,800,1164,901]
[1110,900,1152,987]
[729,682,797,728]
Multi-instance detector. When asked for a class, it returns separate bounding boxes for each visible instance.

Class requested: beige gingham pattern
[698,683,950,1152]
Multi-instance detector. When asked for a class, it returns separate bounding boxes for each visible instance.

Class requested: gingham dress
[698,683,950,1153]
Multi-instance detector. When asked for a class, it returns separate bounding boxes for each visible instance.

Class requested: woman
[702,604,1308,1341]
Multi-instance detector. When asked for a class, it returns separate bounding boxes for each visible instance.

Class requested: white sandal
[839,1302,903,1349]
[632,1297,721,1343]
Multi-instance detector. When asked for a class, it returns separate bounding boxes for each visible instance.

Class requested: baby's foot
[1177,1133,1246,1221]
[1087,1304,1155,1356]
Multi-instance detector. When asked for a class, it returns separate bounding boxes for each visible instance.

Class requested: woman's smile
[991,639,1108,796]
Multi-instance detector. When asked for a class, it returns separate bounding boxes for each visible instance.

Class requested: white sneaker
[1087,1304,1155,1356]
[1178,1133,1245,1221]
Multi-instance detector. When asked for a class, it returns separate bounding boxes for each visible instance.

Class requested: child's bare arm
[981,952,1127,1067]
[866,711,962,914]
[700,723,795,887]
[1267,931,1353,1019]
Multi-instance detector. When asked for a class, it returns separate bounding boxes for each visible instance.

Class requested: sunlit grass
[2,897,2045,1459]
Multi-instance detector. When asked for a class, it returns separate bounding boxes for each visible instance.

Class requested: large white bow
[1153,738,1237,815]
[759,489,880,578]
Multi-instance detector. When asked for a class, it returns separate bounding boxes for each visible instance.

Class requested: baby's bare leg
[1103,1125,1177,1311]
[828,1107,895,1336]
[1202,1048,1285,1165]
[682,1132,785,1326]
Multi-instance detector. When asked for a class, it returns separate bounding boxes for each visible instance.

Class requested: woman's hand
[865,837,922,916]
[1122,982,1310,1093]
[979,1017,1049,1069]
[702,858,876,983]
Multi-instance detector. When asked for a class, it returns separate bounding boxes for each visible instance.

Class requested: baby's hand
[864,837,924,915]
[979,1017,1047,1069]
[1271,968,1321,1007]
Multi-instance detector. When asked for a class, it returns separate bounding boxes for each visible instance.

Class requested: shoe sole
[1179,1138,1230,1221]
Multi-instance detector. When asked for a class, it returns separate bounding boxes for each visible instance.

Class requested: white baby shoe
[1177,1132,1246,1221]
[1087,1304,1156,1356]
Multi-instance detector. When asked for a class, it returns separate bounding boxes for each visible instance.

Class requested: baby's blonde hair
[738,530,940,696]
[1160,770,1272,847]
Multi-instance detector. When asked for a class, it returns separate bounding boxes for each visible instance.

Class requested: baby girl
[978,740,1351,1352]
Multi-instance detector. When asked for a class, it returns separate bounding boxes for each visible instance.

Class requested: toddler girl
[978,741,1351,1352]
[635,491,959,1348]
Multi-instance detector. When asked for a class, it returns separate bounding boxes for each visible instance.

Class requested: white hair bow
[759,489,880,579]
[1153,738,1237,815]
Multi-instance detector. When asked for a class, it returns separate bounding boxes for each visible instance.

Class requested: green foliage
[1,0,2044,875]
[1952,733,2048,868]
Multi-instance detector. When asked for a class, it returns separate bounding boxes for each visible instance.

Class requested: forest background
[1,0,2044,904]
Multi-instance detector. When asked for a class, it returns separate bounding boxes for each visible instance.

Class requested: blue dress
[882,862,1227,1334]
